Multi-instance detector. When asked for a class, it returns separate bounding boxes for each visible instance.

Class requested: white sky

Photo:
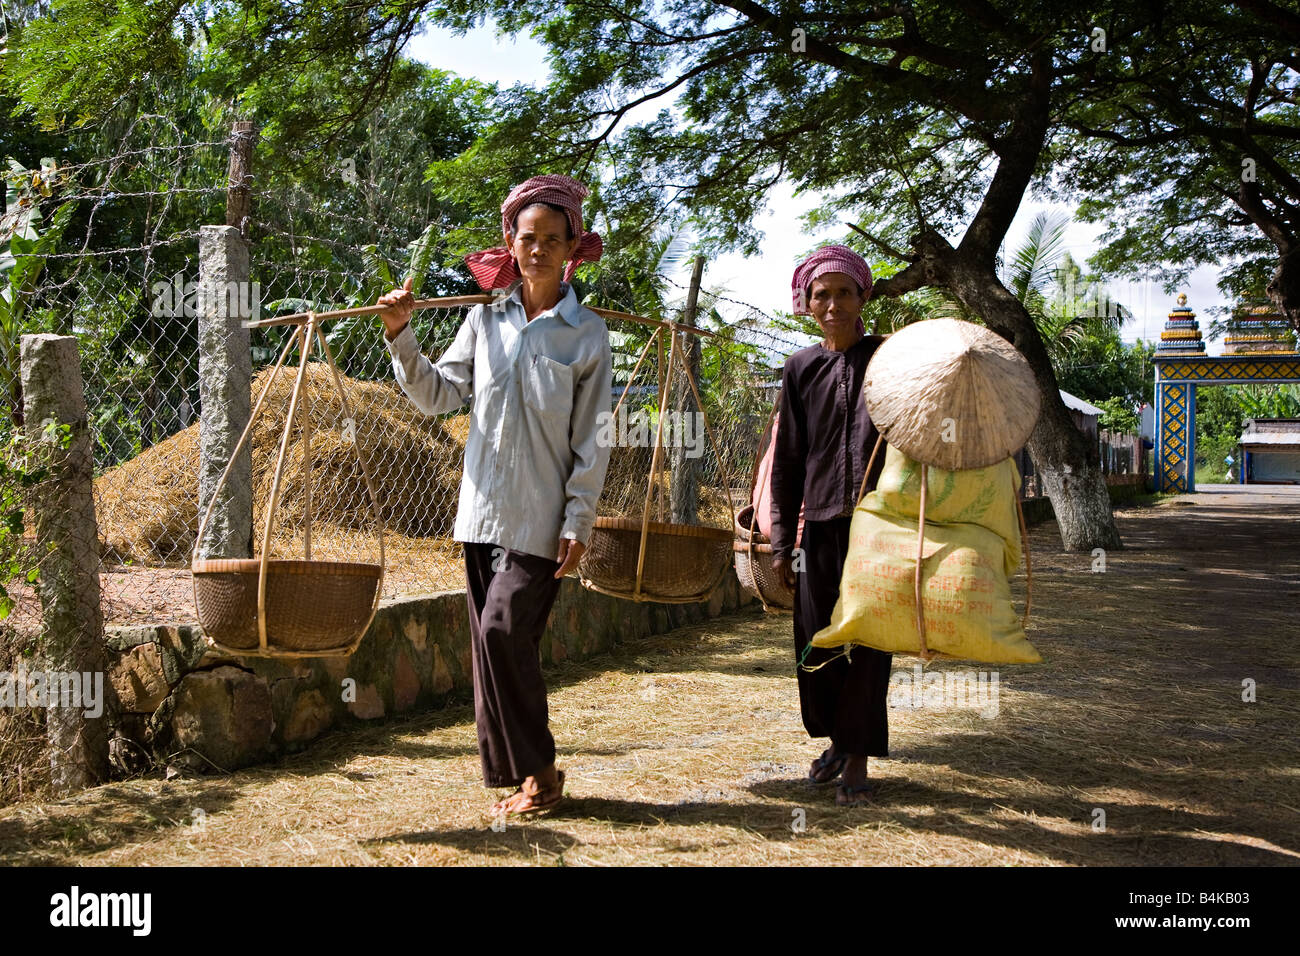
[407,23,1232,356]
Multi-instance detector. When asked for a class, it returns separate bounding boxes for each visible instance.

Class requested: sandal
[835,779,878,806]
[493,770,566,816]
[809,748,848,784]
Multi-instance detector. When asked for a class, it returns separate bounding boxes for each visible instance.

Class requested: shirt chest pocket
[522,354,574,423]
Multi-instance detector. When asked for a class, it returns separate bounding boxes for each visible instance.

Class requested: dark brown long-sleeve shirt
[770,335,887,561]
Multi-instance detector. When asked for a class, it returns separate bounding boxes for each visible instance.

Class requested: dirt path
[1,487,1297,865]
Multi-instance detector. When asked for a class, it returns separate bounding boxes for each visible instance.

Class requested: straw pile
[94,364,470,564]
[600,446,736,528]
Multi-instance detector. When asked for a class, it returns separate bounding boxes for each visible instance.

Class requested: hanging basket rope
[205,293,736,632]
[579,325,736,604]
[191,312,386,658]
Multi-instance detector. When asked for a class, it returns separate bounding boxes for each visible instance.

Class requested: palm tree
[1001,211,1126,367]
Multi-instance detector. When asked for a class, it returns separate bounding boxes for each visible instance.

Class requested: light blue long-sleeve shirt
[386,280,613,560]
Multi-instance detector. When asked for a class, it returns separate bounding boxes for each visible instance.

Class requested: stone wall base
[106,574,755,773]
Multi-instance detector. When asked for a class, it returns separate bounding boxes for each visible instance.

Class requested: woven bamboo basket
[577,323,736,604]
[731,505,794,611]
[191,558,382,651]
[581,517,733,604]
[191,312,384,658]
[732,540,794,611]
[734,502,760,542]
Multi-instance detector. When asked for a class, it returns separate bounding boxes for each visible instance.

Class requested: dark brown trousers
[462,541,564,788]
[793,516,893,756]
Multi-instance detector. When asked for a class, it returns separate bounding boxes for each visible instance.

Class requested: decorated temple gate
[1154,295,1300,492]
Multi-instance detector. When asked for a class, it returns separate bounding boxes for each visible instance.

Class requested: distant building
[1237,419,1300,484]
[1058,389,1104,443]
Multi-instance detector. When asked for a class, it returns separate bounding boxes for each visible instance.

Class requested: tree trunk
[670,257,705,524]
[945,249,1123,552]
[1266,243,1300,335]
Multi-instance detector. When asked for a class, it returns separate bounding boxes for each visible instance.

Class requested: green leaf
[406,224,440,298]
[361,243,396,292]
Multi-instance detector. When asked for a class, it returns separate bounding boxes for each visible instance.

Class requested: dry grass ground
[0,486,1296,866]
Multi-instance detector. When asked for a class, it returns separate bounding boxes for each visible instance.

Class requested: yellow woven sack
[811,445,1040,664]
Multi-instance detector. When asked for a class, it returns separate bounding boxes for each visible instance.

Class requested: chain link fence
[1,121,808,648]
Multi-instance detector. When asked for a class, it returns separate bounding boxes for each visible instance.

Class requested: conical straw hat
[863,318,1041,470]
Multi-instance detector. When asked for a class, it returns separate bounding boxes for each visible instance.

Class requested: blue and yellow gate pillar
[1152,294,1206,493]
[1152,294,1300,493]
[1154,376,1195,492]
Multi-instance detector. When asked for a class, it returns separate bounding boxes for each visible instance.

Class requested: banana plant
[2,158,75,426]
[1235,384,1300,419]
[260,221,440,376]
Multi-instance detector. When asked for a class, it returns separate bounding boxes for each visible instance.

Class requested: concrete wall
[1019,474,1152,526]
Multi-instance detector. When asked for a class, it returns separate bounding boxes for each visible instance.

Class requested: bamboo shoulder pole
[242,296,718,337]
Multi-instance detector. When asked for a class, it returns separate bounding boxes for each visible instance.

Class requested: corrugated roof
[1239,433,1300,445]
[1059,390,1105,417]
[1243,418,1300,433]
[1240,418,1300,443]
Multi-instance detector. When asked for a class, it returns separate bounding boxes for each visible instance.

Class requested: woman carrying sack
[770,245,892,806]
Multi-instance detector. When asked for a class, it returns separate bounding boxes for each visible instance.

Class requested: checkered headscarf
[791,245,873,314]
[465,174,604,291]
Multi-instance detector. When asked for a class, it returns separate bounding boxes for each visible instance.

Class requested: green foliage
[264,221,460,377]
[1,0,191,130]
[1093,396,1139,434]
[998,209,1153,417]
[1193,384,1300,482]
[1234,384,1300,419]
[1195,385,1244,486]
[1196,386,1244,450]
[1050,4,1299,314]
[1196,429,1242,485]
[2,35,496,470]
[0,419,71,620]
[2,0,430,153]
[1054,336,1155,412]
[1,158,75,421]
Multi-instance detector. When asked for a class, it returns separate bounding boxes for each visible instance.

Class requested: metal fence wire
[2,123,806,639]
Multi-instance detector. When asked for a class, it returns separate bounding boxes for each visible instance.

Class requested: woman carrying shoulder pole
[375,174,613,816]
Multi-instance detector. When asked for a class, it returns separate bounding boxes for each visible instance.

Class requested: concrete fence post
[20,334,110,794]
[197,224,252,558]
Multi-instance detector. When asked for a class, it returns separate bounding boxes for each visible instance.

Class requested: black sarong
[793,516,892,756]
